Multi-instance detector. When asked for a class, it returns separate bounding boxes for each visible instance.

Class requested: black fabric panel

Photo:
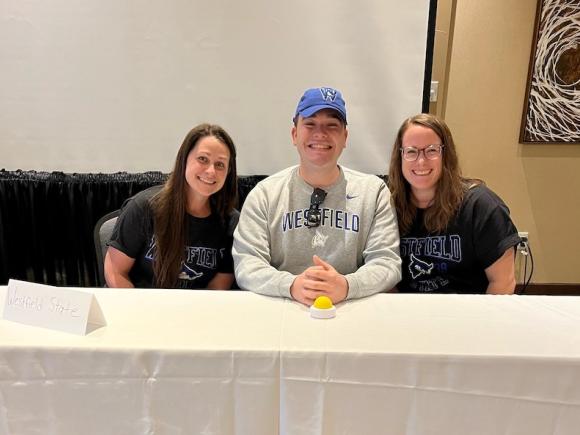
[0,170,167,286]
[237,175,267,209]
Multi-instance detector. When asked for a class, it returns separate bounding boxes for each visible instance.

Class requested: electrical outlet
[430,81,439,102]
[517,232,529,255]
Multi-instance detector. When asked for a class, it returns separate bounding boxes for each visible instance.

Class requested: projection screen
[0,0,433,175]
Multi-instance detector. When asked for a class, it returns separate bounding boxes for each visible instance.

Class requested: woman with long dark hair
[105,123,238,289]
[388,114,520,294]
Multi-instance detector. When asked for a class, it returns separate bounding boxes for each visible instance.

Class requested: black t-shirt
[108,186,238,289]
[398,184,521,294]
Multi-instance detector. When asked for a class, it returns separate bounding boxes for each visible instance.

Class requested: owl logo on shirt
[409,253,434,279]
[178,263,203,281]
[311,230,328,248]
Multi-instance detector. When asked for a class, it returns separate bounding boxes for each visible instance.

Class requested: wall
[440,0,580,284]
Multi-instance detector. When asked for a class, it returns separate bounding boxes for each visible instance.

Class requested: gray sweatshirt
[233,166,402,299]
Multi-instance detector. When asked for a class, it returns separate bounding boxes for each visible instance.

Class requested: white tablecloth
[1,287,580,435]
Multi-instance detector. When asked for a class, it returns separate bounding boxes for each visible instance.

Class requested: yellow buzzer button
[313,296,333,309]
[310,296,337,319]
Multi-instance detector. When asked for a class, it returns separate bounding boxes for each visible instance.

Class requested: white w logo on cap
[319,87,337,102]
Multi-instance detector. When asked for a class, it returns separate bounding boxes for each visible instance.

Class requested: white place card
[2,279,106,335]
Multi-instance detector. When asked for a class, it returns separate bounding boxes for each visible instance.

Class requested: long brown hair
[151,123,238,288]
[388,114,472,235]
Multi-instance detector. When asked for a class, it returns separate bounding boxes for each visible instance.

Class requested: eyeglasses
[305,188,327,228]
[400,144,444,162]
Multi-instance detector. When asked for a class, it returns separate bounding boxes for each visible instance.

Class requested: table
[1,287,580,434]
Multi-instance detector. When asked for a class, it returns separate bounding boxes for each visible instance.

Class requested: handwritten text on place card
[3,279,106,335]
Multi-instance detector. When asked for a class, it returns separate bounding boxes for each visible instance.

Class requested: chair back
[94,210,120,286]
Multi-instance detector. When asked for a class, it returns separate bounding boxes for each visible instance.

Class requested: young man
[233,87,401,305]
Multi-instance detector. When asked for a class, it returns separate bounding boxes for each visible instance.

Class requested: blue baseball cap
[294,87,347,124]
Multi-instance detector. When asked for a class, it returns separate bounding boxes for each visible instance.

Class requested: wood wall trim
[517,284,580,296]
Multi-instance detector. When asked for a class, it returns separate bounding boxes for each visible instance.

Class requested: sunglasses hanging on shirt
[305,188,327,228]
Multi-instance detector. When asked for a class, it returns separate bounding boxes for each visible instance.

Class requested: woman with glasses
[104,123,239,289]
[388,113,521,294]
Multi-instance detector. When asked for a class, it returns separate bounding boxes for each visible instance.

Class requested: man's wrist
[340,275,350,301]
[289,277,298,300]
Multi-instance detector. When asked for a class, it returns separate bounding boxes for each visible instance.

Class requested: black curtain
[0,170,169,286]
[0,171,266,287]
